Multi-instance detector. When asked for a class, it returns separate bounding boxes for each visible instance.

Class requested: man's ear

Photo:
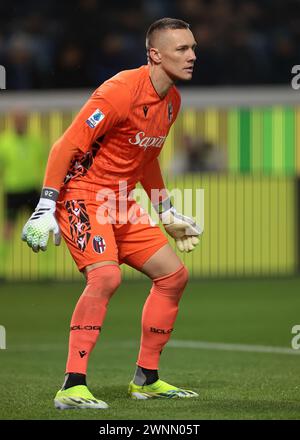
[148,48,162,64]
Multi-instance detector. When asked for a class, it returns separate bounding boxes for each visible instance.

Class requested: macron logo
[86,109,105,128]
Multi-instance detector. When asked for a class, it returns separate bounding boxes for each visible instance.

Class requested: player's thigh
[140,243,183,279]
[115,205,182,279]
[56,199,119,272]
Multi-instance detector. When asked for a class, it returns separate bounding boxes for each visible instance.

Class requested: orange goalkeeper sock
[136,264,188,370]
[65,265,121,375]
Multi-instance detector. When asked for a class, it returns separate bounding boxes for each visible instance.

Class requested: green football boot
[54,385,108,409]
[128,379,198,399]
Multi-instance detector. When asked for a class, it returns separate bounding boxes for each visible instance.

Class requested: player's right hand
[160,206,202,253]
[21,198,61,253]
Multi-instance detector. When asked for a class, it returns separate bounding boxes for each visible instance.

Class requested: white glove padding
[21,198,61,253]
[160,207,201,253]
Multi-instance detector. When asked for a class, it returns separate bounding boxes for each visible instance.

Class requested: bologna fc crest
[168,102,173,122]
[93,236,106,254]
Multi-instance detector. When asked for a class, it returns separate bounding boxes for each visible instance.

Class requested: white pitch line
[168,340,300,356]
[3,340,300,356]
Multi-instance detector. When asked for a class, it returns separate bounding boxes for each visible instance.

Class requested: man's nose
[188,48,196,61]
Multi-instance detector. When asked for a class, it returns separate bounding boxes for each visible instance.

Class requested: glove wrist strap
[40,187,59,202]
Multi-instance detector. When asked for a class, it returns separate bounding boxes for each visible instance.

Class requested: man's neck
[149,64,174,99]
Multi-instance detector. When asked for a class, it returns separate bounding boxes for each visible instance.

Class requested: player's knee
[86,265,121,299]
[153,264,189,297]
[99,266,122,295]
[172,264,189,291]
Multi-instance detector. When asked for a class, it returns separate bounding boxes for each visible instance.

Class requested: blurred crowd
[0,0,299,89]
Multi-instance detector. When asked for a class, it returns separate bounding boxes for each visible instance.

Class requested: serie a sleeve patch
[86,109,105,128]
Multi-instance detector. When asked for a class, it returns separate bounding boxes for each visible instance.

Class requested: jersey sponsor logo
[92,235,106,254]
[86,108,105,128]
[128,131,166,149]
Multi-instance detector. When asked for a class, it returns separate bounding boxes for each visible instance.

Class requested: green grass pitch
[0,277,300,420]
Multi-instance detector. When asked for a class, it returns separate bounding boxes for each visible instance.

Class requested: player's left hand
[160,207,201,253]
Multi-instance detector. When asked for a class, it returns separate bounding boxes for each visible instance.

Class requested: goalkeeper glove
[21,189,61,253]
[160,204,202,253]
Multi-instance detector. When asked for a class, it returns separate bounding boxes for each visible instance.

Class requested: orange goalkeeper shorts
[56,198,168,272]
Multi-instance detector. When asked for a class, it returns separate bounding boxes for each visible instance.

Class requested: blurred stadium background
[0,0,300,280]
[1,0,300,420]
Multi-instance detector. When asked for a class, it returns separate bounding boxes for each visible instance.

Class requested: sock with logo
[65,265,121,374]
[137,265,188,370]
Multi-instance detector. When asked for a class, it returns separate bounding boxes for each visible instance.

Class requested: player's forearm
[21,135,79,251]
[140,157,170,213]
[42,136,79,200]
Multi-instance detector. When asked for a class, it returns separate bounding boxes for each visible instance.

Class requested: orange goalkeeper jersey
[54,65,180,201]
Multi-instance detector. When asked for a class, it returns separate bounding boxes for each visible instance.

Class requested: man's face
[153,28,197,81]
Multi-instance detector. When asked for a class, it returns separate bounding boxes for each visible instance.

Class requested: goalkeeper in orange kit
[21,17,202,409]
